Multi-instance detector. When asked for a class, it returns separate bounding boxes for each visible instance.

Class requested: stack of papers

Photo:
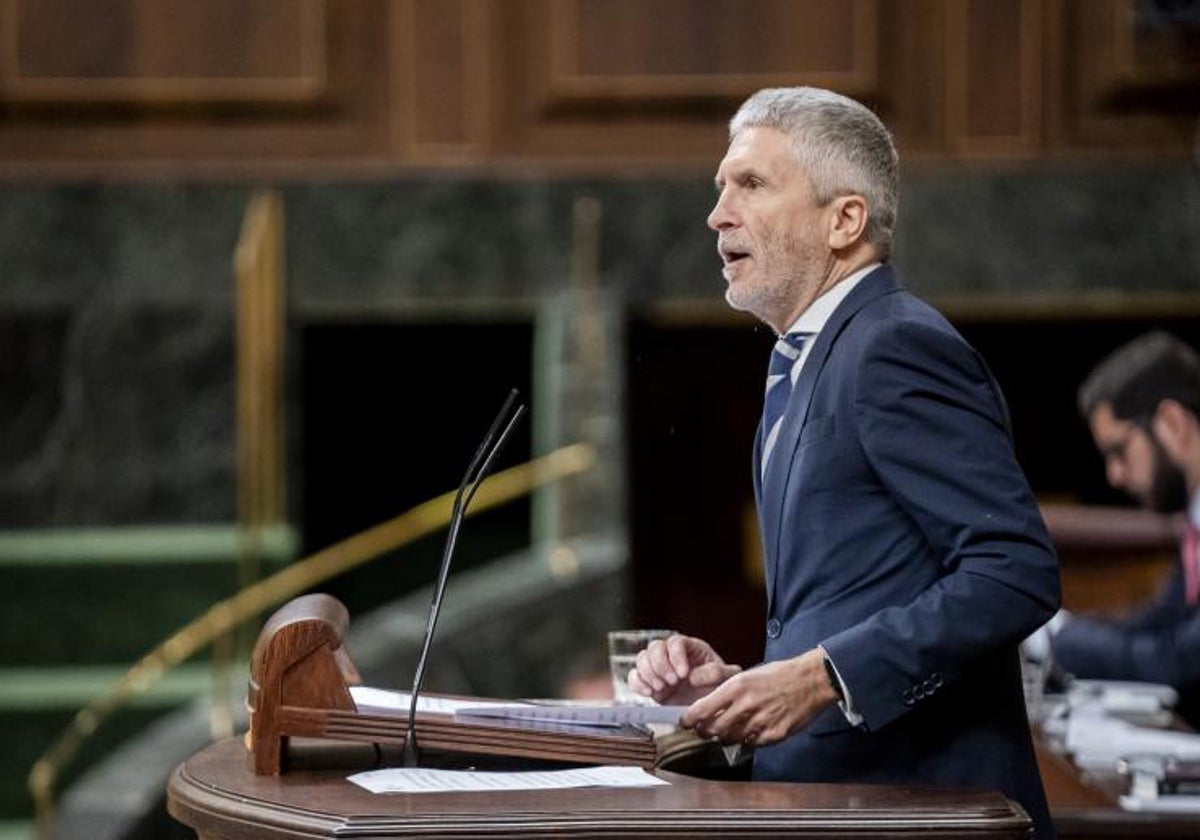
[1066,713,1200,770]
[1069,679,1178,723]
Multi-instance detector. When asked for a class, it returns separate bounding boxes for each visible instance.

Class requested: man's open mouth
[721,247,751,266]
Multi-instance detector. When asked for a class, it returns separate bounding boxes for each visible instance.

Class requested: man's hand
[628,634,741,706]
[681,648,840,746]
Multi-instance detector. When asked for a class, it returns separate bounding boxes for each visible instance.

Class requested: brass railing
[28,441,595,837]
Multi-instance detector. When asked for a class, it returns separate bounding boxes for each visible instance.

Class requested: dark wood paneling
[551,0,877,99]
[1,0,325,104]
[876,0,946,155]
[395,0,488,160]
[488,0,882,163]
[0,0,1196,173]
[0,0,394,167]
[1047,0,1199,153]
[945,0,1042,156]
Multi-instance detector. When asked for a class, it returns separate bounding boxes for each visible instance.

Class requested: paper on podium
[453,703,687,728]
[348,764,670,794]
[348,686,535,716]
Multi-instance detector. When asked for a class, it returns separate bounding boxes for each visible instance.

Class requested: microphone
[400,388,526,767]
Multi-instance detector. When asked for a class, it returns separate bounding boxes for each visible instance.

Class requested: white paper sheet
[347,765,671,794]
[1065,711,1200,769]
[348,686,533,716]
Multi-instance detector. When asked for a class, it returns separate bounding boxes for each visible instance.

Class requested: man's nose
[707,193,734,231]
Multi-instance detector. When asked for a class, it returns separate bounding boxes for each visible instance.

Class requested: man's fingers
[692,696,754,744]
[665,635,696,681]
[682,676,733,729]
[688,661,738,688]
[627,667,652,697]
[635,642,669,691]
[681,673,773,744]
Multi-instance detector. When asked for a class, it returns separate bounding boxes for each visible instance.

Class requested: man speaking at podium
[630,87,1061,838]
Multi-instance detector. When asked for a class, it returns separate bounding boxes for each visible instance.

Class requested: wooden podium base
[168,737,1031,839]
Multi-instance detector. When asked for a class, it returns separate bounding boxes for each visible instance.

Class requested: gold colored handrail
[28,441,595,836]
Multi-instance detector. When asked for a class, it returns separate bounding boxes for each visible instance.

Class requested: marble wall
[2,165,1198,528]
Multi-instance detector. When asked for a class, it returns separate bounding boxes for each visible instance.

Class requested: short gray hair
[730,87,899,261]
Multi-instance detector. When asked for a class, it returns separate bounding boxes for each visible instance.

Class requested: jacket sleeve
[1053,564,1200,684]
[820,318,1061,731]
[1120,564,1188,632]
[1053,607,1200,687]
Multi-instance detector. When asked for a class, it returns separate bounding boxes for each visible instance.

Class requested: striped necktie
[762,332,810,469]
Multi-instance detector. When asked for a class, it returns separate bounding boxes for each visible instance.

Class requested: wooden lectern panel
[249,594,666,773]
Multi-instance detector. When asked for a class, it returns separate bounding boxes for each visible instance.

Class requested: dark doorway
[956,315,1200,505]
[300,321,534,617]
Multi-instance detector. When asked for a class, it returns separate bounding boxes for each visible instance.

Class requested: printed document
[348,765,670,794]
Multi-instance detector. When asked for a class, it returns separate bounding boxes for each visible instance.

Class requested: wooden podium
[168,737,1032,838]
[166,594,1032,838]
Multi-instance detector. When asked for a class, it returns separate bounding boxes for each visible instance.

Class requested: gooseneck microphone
[400,388,526,767]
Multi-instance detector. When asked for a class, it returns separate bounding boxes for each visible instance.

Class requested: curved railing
[28,442,595,837]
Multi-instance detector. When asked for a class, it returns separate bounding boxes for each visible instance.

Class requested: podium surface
[168,738,1031,838]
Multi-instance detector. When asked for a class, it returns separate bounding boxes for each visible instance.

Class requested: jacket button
[766,618,782,639]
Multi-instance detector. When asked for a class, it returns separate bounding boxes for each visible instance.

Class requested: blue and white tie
[762,332,809,472]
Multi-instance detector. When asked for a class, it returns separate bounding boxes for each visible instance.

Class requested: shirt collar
[783,262,881,337]
[1189,488,1200,530]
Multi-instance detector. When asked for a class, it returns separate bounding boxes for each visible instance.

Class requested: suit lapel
[760,266,902,610]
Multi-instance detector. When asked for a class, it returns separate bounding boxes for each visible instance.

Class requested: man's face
[1089,401,1189,513]
[707,126,832,333]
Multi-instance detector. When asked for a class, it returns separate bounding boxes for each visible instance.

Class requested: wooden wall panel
[875,0,946,157]
[489,0,882,163]
[1047,0,1199,153]
[0,0,325,103]
[548,0,877,101]
[944,0,1042,157]
[0,0,395,171]
[0,0,1196,174]
[394,0,488,160]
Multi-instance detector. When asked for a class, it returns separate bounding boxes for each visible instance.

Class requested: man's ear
[827,194,868,251]
[1151,399,1196,463]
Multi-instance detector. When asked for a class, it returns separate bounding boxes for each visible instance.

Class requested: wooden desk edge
[167,738,1032,839]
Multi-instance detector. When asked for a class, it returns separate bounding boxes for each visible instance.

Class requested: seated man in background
[1036,331,1200,725]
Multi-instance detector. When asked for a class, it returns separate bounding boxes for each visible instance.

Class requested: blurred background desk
[1038,733,1200,838]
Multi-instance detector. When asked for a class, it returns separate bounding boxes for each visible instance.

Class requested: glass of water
[607,629,673,704]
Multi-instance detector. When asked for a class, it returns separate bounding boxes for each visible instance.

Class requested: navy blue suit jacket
[750,266,1061,837]
[1052,553,1200,726]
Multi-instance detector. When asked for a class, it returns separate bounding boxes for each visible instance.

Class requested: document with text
[348,765,670,794]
